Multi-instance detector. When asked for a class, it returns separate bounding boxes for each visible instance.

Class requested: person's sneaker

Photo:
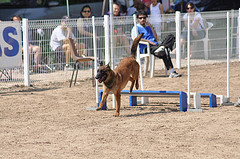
[64,65,74,71]
[169,71,182,78]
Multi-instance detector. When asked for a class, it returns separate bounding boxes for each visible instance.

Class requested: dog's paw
[136,84,139,90]
[96,107,101,111]
[113,113,119,117]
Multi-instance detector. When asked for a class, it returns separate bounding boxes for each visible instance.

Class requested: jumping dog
[95,33,143,116]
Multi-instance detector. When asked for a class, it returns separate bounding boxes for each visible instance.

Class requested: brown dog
[95,33,143,116]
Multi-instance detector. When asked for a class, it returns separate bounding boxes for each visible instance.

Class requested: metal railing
[0,10,239,88]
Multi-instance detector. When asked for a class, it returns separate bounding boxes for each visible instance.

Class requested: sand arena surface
[1,61,240,158]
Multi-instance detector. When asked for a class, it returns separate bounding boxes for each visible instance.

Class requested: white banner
[0,21,22,69]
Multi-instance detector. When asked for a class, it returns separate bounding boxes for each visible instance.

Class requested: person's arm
[184,13,200,29]
[77,18,94,37]
[159,3,165,31]
[190,13,201,29]
[159,3,164,15]
[146,22,159,42]
[139,37,157,45]
[66,27,72,39]
[131,26,156,45]
[61,26,72,44]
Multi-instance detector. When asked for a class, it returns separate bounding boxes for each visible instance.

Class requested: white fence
[0,10,239,88]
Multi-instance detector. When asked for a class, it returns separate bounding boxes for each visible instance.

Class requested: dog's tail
[130,33,144,58]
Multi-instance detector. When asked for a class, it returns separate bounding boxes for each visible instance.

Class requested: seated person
[172,0,199,13]
[131,10,181,78]
[115,0,128,15]
[172,2,205,57]
[109,3,132,56]
[127,0,150,16]
[127,0,138,16]
[50,16,85,70]
[11,15,42,72]
[77,5,95,57]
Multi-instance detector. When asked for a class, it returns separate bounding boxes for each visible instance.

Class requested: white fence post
[92,16,99,106]
[104,15,110,64]
[175,11,181,69]
[133,15,143,90]
[22,18,30,87]
[104,14,116,108]
[227,12,230,99]
[187,14,191,108]
[239,8,240,61]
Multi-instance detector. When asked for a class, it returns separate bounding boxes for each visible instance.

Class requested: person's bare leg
[172,38,185,53]
[190,45,193,58]
[114,36,118,57]
[28,45,33,68]
[119,34,131,55]
[31,45,42,70]
[75,43,85,56]
[62,44,71,64]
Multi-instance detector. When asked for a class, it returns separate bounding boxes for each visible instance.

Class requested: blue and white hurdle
[98,90,218,112]
[98,90,188,112]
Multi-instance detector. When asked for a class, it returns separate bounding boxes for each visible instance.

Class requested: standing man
[50,16,85,70]
[131,10,181,78]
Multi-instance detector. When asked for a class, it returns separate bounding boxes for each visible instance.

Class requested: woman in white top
[149,0,164,40]
[172,2,205,57]
[182,2,205,42]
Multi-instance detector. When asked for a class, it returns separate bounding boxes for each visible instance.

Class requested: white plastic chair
[200,22,213,59]
[131,33,168,78]
[138,40,155,78]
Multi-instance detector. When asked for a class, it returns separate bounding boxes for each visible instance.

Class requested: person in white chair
[172,2,205,57]
[131,10,181,78]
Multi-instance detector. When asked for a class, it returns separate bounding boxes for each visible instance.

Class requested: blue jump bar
[98,90,188,112]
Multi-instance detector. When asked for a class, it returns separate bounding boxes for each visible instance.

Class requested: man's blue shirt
[131,24,158,53]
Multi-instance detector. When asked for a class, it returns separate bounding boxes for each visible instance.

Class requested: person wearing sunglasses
[131,10,181,78]
[77,5,100,57]
[172,2,205,57]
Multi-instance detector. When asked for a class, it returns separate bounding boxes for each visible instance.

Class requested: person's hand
[67,26,72,32]
[149,41,157,45]
[145,22,152,27]
[192,29,198,37]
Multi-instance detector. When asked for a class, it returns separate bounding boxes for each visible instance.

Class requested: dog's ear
[100,61,103,66]
[107,62,111,69]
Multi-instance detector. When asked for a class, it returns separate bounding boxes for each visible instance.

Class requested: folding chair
[68,38,95,87]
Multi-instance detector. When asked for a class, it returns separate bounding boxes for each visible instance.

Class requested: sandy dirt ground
[1,61,240,159]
